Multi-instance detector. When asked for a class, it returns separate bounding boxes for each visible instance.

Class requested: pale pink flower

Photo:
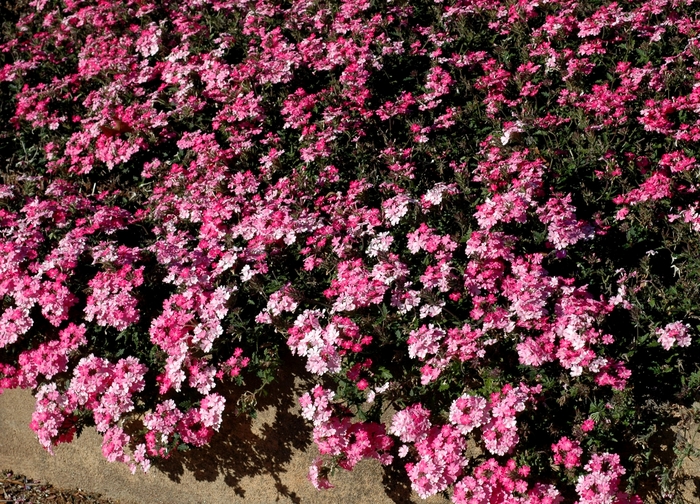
[389,403,432,444]
[656,321,692,350]
[407,324,445,360]
[449,395,489,434]
[308,457,334,490]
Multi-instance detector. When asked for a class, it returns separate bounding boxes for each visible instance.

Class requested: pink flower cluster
[575,453,642,504]
[407,425,467,499]
[450,384,541,457]
[453,459,561,504]
[149,286,234,393]
[324,258,388,312]
[300,385,393,489]
[537,195,594,251]
[84,265,144,331]
[389,403,465,498]
[385,383,541,499]
[551,436,583,469]
[655,321,692,351]
[143,393,225,458]
[287,311,372,375]
[29,352,148,473]
[255,283,299,324]
[17,323,87,388]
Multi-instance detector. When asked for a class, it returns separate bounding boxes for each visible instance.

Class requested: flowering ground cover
[1,0,700,501]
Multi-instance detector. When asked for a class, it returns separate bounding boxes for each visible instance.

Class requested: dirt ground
[675,407,700,504]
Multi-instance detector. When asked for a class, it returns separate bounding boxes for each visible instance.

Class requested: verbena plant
[1,0,699,501]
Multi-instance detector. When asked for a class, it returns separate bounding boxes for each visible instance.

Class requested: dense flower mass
[1,0,699,500]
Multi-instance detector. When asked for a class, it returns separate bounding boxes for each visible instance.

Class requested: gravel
[0,471,124,504]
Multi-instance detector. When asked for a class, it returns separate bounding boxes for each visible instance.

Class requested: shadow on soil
[151,355,312,504]
[149,354,419,504]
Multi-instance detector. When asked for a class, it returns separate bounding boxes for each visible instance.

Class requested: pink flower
[537,194,594,250]
[135,23,161,58]
[594,359,632,391]
[482,416,519,456]
[389,403,432,444]
[576,452,640,504]
[552,436,583,469]
[449,394,489,434]
[382,194,411,226]
[177,407,214,447]
[131,443,150,474]
[143,400,183,458]
[84,265,144,331]
[102,426,131,464]
[187,359,217,395]
[308,458,334,490]
[217,348,250,380]
[656,321,692,350]
[405,425,466,498]
[30,383,76,454]
[581,418,596,432]
[258,283,298,320]
[324,259,388,312]
[407,324,445,360]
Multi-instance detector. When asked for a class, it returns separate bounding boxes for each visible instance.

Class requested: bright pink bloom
[552,436,583,469]
[581,418,596,433]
